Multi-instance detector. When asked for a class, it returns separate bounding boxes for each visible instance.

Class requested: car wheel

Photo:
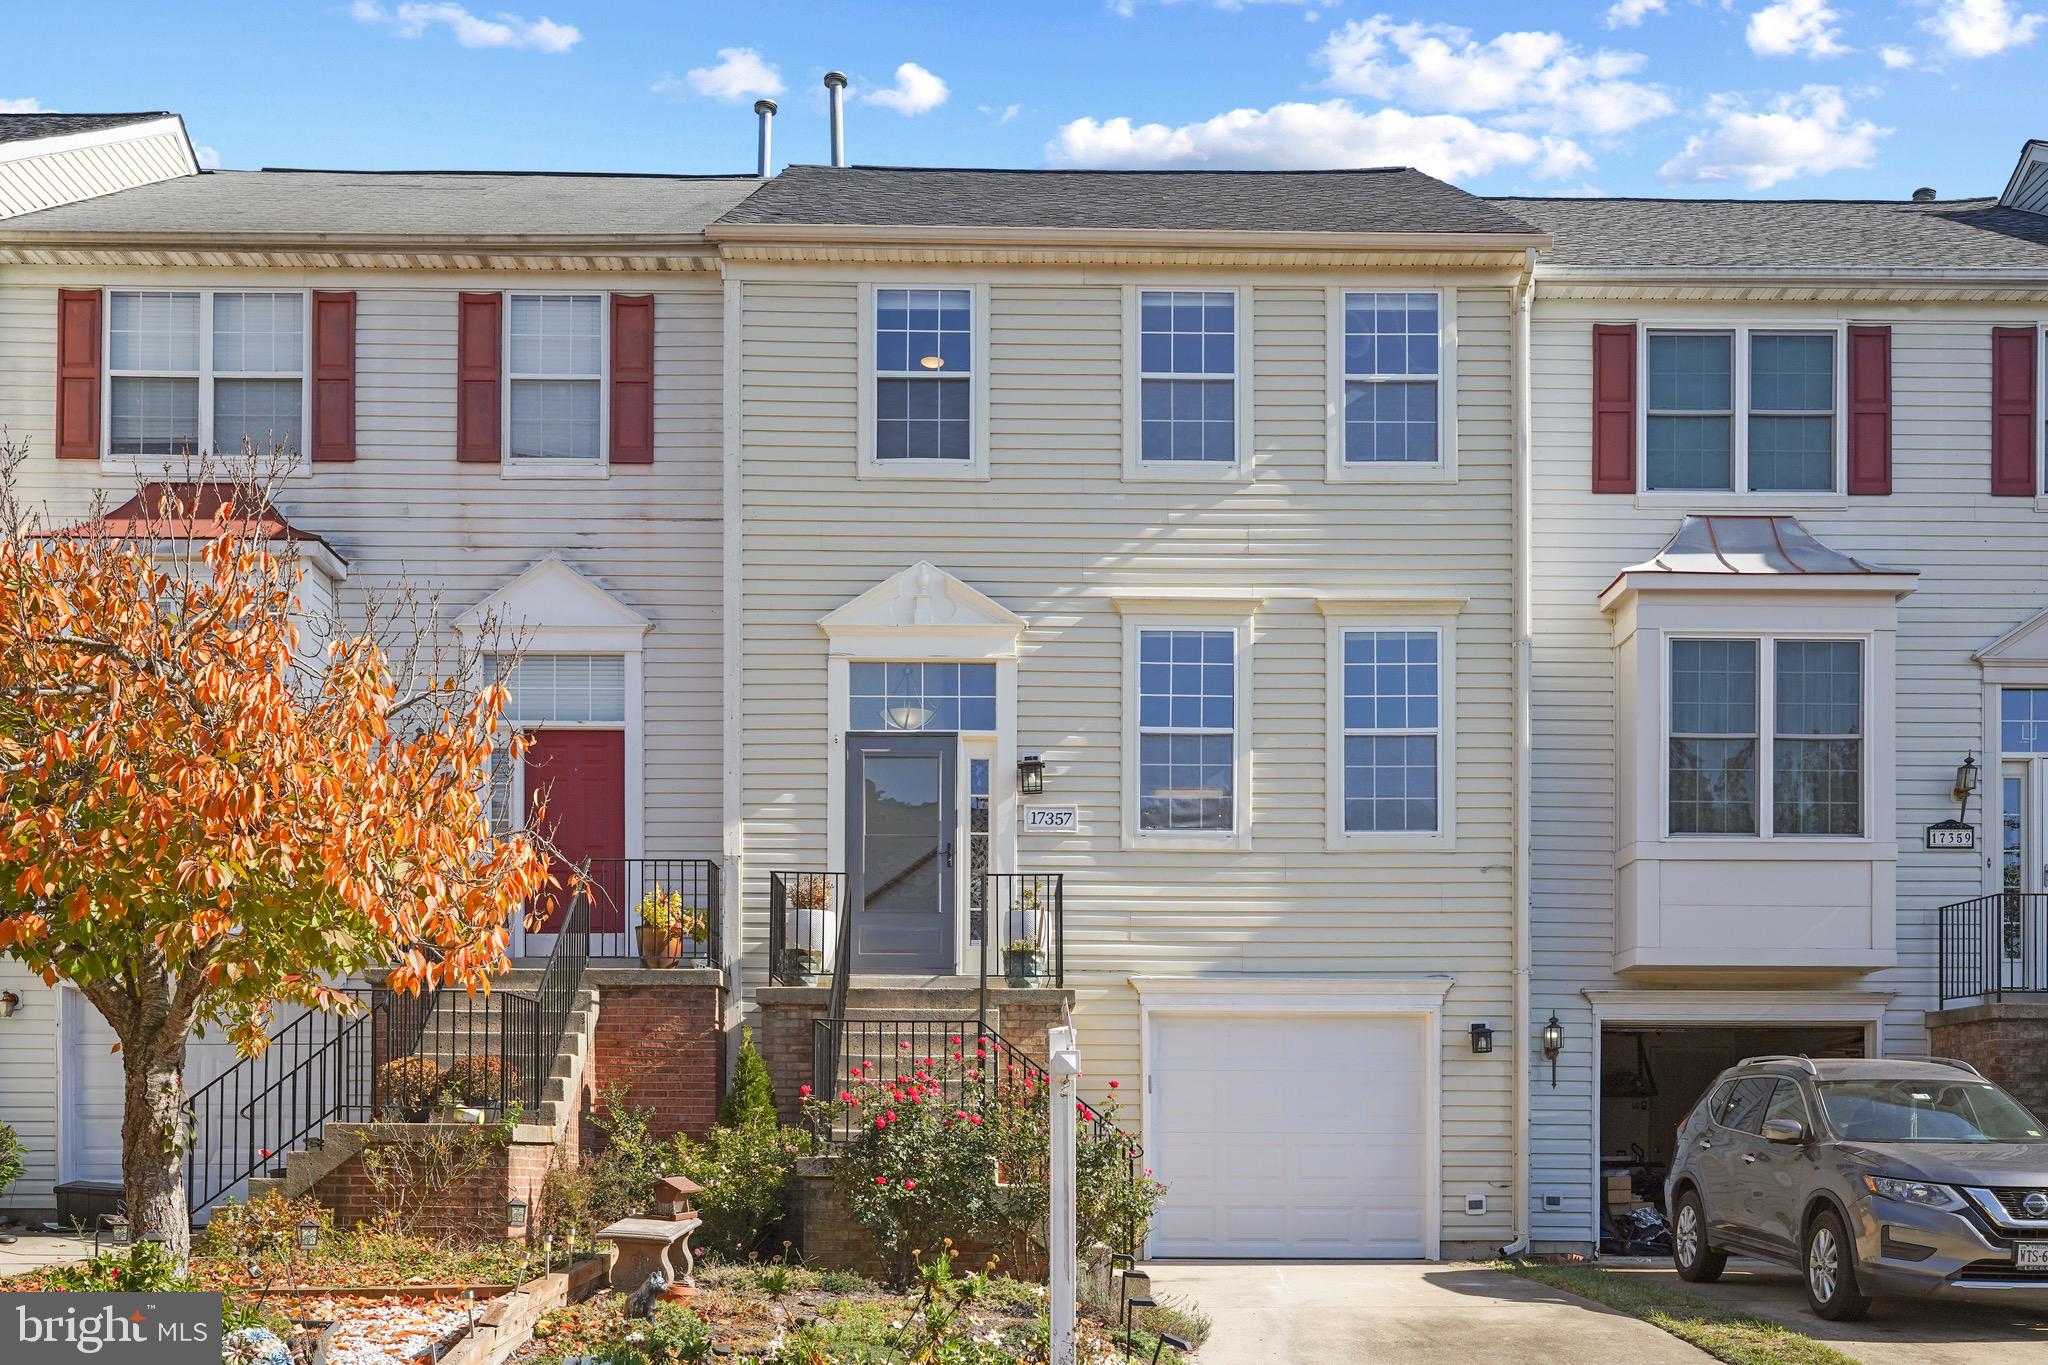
[1672,1189,1726,1283]
[1804,1208,1871,1321]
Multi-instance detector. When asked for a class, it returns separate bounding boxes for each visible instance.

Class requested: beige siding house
[0,112,198,220]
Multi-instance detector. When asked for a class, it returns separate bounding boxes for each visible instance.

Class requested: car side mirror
[1762,1118,1806,1145]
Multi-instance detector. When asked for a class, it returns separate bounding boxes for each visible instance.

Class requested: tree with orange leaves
[0,437,549,1257]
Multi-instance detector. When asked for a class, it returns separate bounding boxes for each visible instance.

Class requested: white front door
[1147,1013,1433,1258]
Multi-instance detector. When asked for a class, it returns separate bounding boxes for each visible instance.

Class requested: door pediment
[820,562,1025,659]
[1978,605,2048,680]
[456,553,650,651]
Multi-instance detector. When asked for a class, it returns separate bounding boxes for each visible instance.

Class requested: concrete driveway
[1144,1261,1714,1364]
[1603,1259,2048,1365]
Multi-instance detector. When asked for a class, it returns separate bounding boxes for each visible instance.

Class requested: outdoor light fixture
[1017,754,1046,795]
[1541,1013,1565,1088]
[884,704,934,731]
[0,991,17,1018]
[296,1215,321,1254]
[1954,752,1980,820]
[1469,1023,1494,1055]
[507,1195,529,1231]
[105,1215,130,1248]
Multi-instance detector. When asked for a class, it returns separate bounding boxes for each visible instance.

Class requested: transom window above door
[2003,689,2048,753]
[107,289,306,459]
[1137,289,1238,466]
[874,288,973,463]
[1646,328,1839,493]
[850,661,997,732]
[507,294,604,462]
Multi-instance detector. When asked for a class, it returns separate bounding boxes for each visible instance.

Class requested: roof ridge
[1492,193,1999,206]
[254,166,760,181]
[810,163,1415,177]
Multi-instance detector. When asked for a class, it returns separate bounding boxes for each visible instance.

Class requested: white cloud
[861,62,949,116]
[1746,0,1849,57]
[0,97,44,113]
[655,48,784,102]
[1920,0,2043,57]
[1659,84,1888,188]
[1316,17,1674,135]
[194,145,222,170]
[979,102,1024,125]
[1605,0,1667,27]
[349,1,580,53]
[1879,43,1917,66]
[1046,99,1592,181]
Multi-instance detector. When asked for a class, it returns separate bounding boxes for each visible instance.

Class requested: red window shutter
[1591,322,1637,494]
[1992,326,2039,497]
[55,288,102,459]
[1845,325,1891,495]
[310,290,356,463]
[456,292,502,463]
[610,293,654,464]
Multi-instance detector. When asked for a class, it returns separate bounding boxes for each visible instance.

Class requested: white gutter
[1502,246,1537,1258]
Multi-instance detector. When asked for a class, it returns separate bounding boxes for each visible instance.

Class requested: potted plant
[783,874,838,982]
[1001,881,1045,954]
[636,887,709,968]
[1004,937,1043,987]
[374,1057,445,1123]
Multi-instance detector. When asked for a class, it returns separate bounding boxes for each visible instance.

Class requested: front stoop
[756,983,1074,1124]
[1928,999,2048,1115]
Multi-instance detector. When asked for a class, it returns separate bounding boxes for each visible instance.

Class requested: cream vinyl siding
[0,274,725,1206]
[736,272,1520,1240]
[1527,297,2048,1246]
[0,131,194,219]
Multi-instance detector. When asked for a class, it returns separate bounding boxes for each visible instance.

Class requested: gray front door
[846,731,957,974]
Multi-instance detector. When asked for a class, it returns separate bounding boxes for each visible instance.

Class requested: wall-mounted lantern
[1469,1023,1494,1055]
[1541,1013,1565,1088]
[0,992,18,1018]
[1953,752,1980,821]
[1017,754,1046,796]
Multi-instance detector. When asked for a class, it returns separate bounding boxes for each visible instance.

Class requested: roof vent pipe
[1912,186,1936,202]
[754,99,777,178]
[824,71,848,168]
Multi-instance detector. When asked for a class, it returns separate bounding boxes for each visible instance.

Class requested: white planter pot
[787,908,839,973]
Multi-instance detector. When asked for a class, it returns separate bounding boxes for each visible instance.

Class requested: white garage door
[62,990,240,1186]
[1147,1013,1431,1258]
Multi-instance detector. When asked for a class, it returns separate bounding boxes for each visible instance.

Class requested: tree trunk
[120,1027,192,1262]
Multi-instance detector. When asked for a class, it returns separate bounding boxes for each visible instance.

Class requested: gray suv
[1667,1055,2048,1319]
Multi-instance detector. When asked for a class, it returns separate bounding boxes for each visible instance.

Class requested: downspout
[1502,247,1537,1258]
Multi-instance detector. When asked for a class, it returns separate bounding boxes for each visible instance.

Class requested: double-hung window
[107,289,305,459]
[1340,291,1441,466]
[1668,636,1863,837]
[873,287,974,465]
[1134,289,1239,470]
[1134,626,1238,836]
[1338,628,1442,834]
[1645,328,1839,493]
[507,293,604,464]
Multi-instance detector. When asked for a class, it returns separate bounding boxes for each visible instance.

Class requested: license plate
[2018,1244,2048,1271]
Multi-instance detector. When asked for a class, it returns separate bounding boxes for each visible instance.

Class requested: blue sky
[6,1,2044,199]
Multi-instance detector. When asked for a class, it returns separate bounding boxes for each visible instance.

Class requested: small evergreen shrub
[717,1028,777,1129]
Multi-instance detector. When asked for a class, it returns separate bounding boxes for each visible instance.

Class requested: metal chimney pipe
[1911,186,1936,202]
[753,99,777,178]
[823,71,848,168]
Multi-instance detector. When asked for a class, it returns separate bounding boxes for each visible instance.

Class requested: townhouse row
[2,111,2047,1259]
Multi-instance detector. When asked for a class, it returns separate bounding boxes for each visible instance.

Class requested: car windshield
[1817,1079,2047,1143]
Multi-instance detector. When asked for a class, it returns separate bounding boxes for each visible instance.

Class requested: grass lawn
[1500,1260,1859,1365]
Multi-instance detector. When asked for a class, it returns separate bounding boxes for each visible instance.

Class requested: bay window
[108,289,305,458]
[1645,327,1839,493]
[1668,636,1863,838]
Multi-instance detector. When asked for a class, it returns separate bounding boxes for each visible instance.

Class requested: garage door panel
[1148,1012,1431,1259]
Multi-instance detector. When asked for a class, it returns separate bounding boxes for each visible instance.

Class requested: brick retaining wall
[1928,999,2048,1116]
[585,970,726,1141]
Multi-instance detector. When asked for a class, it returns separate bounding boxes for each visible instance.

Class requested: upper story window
[507,294,604,462]
[875,288,973,463]
[108,289,304,458]
[2002,688,2048,753]
[1342,292,1440,465]
[1646,329,1838,494]
[1135,626,1238,835]
[1137,289,1237,466]
[1339,628,1440,833]
[849,661,996,732]
[1668,636,1863,838]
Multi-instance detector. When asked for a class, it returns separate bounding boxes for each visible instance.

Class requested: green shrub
[717,1028,777,1130]
[599,1303,713,1365]
[375,1056,445,1121]
[48,1239,194,1292]
[444,1055,519,1107]
[688,1119,811,1259]
[0,1121,23,1200]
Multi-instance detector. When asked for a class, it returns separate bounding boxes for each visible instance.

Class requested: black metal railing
[575,857,720,963]
[768,871,848,985]
[533,887,590,1072]
[980,873,1064,991]
[1940,892,2048,1005]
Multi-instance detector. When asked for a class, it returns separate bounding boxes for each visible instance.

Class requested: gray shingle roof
[0,169,765,239]
[0,112,174,145]
[1493,194,2048,270]
[718,164,1543,237]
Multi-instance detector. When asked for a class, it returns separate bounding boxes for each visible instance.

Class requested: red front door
[523,729,626,933]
